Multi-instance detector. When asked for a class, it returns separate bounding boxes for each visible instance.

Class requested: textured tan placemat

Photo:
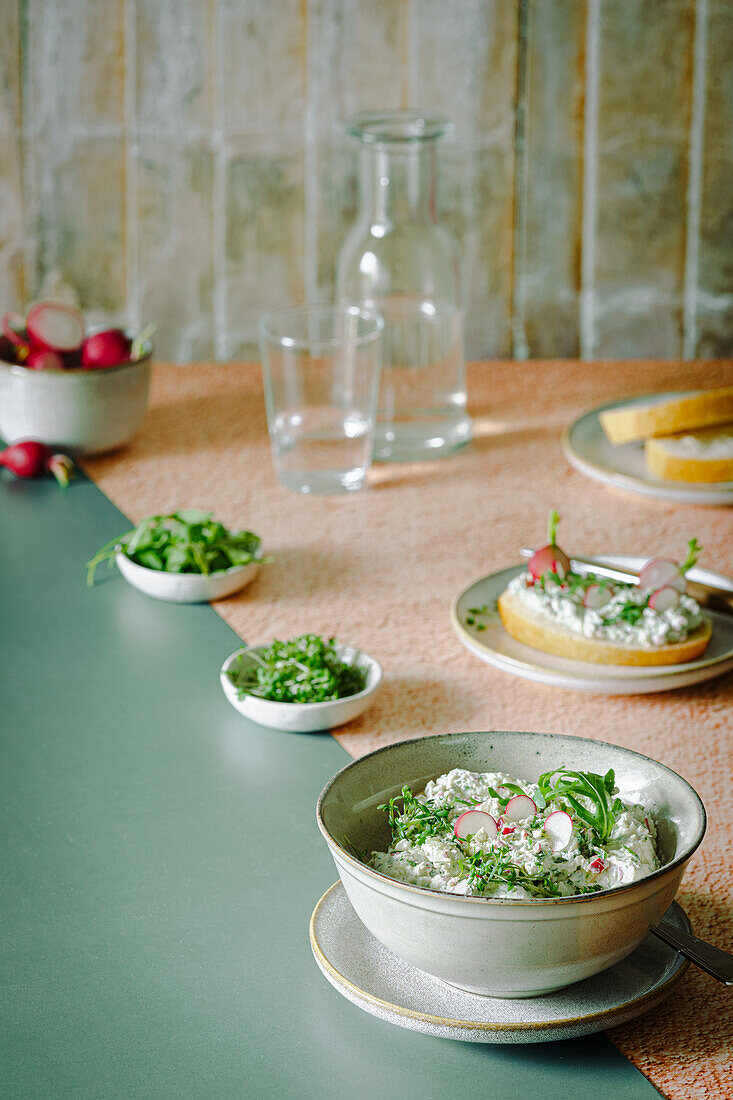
[83,359,733,1099]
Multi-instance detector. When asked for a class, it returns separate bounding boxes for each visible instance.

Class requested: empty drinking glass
[258,304,383,495]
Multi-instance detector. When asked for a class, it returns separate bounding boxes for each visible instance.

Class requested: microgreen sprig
[228,633,367,704]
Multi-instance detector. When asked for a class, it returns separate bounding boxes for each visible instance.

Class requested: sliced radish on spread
[589,857,605,873]
[638,557,685,593]
[648,585,679,612]
[454,810,498,840]
[582,583,612,609]
[503,793,537,822]
[544,811,573,849]
[26,302,85,354]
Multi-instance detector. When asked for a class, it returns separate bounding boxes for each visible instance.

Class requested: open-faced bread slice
[645,424,733,483]
[599,386,733,446]
[497,589,712,666]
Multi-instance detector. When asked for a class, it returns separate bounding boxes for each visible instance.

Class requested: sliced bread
[599,385,733,446]
[645,423,733,483]
[497,589,712,666]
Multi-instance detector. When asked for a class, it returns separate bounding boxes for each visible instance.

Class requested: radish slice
[26,302,85,353]
[2,312,29,348]
[504,793,537,822]
[454,810,498,840]
[544,811,573,850]
[648,585,679,612]
[638,557,685,593]
[583,583,612,609]
[528,544,571,581]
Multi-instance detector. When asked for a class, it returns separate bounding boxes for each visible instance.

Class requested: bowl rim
[116,550,261,581]
[316,728,707,906]
[0,341,154,376]
[220,643,383,711]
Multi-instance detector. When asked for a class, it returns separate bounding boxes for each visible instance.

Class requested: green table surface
[0,474,662,1099]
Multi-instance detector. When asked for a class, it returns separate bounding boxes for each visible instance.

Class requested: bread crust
[645,433,733,484]
[497,590,712,666]
[599,386,733,446]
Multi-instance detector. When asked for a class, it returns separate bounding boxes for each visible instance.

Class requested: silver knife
[519,549,733,616]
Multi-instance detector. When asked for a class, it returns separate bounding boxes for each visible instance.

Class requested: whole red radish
[528,510,571,581]
[0,440,75,487]
[82,328,132,369]
[26,301,85,354]
[24,348,66,371]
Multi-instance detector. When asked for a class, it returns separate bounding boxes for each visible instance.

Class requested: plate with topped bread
[450,513,733,693]
[563,385,733,505]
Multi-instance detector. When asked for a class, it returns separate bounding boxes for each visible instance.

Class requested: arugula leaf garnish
[86,511,263,585]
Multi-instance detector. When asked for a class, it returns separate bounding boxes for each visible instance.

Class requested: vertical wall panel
[591,0,694,357]
[220,0,306,356]
[22,0,126,318]
[520,0,584,357]
[308,0,408,304]
[0,1,23,313]
[696,0,733,356]
[134,0,215,359]
[408,0,519,357]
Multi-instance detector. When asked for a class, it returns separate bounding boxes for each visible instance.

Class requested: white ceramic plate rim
[310,881,690,1037]
[220,643,383,711]
[450,556,733,692]
[563,394,733,505]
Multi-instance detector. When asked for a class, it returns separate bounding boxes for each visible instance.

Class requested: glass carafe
[336,110,472,462]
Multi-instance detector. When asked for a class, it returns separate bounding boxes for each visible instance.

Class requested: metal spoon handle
[650,921,733,985]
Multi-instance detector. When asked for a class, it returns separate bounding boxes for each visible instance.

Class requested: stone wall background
[0,0,731,362]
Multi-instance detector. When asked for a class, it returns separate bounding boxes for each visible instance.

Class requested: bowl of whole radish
[0,301,154,454]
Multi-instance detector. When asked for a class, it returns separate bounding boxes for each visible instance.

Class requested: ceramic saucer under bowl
[310,881,690,1044]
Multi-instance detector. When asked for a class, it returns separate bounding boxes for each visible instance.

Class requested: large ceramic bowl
[0,337,153,455]
[317,730,705,998]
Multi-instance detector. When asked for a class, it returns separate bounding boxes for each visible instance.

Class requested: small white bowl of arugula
[86,509,265,603]
[221,633,382,732]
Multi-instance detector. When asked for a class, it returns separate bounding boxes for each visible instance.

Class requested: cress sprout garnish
[86,509,263,585]
[227,633,368,705]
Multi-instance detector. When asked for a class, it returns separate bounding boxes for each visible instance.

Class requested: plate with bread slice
[451,513,733,693]
[563,385,733,505]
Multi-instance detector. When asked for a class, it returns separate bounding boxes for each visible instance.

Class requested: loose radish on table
[528,510,571,581]
[582,583,613,609]
[454,810,498,841]
[648,585,680,612]
[0,440,74,487]
[544,810,573,850]
[25,302,85,354]
[503,793,537,822]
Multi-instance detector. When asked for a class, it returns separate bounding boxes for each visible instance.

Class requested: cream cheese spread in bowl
[370,769,659,899]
